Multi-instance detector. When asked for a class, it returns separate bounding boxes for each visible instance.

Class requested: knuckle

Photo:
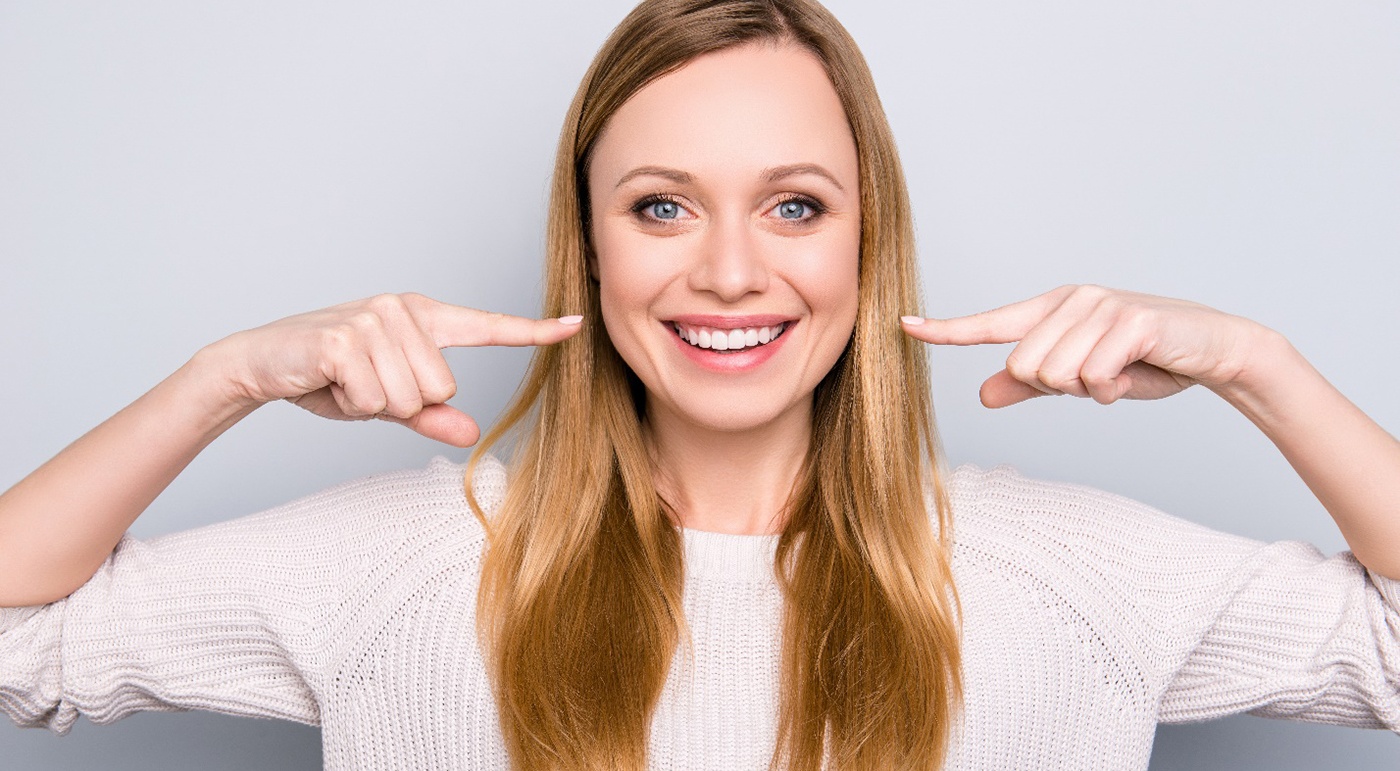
[398,292,430,314]
[1121,305,1153,331]
[1097,294,1125,316]
[365,293,407,316]
[1071,284,1110,306]
[1081,366,1114,387]
[385,400,423,420]
[1040,369,1073,390]
[1004,351,1035,381]
[1040,367,1083,393]
[322,325,357,352]
[423,379,457,404]
[361,395,388,415]
[343,400,379,418]
[481,311,512,338]
[336,383,386,418]
[348,310,384,332]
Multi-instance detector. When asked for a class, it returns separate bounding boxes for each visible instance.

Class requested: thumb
[377,403,481,447]
[979,369,1052,409]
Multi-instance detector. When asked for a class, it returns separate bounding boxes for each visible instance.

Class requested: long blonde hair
[467,1,961,768]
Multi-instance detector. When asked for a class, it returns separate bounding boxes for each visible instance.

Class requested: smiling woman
[465,7,961,766]
[589,44,861,453]
[2,1,1400,770]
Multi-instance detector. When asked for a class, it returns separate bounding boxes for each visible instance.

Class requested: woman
[2,0,1397,769]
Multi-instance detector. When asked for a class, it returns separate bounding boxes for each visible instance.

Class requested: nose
[687,215,769,302]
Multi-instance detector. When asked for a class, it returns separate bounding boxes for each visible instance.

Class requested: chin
[653,393,799,435]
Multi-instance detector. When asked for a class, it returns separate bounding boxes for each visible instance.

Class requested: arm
[1,458,490,734]
[0,293,582,607]
[903,284,1400,578]
[1210,329,1400,579]
[0,352,255,607]
[954,464,1400,731]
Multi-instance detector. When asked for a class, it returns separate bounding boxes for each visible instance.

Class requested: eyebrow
[762,163,846,193]
[612,163,846,192]
[614,166,694,189]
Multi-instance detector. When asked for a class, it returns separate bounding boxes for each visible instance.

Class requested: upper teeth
[673,322,787,352]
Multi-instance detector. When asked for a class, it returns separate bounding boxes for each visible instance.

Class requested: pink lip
[667,313,795,329]
[663,318,796,374]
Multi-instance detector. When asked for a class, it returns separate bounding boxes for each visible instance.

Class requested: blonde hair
[467,1,961,769]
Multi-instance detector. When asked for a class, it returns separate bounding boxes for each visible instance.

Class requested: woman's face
[587,42,861,435]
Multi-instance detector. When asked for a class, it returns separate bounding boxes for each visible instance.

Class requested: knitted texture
[3,457,1398,769]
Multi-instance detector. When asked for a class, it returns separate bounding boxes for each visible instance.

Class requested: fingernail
[557,315,583,325]
[900,315,925,325]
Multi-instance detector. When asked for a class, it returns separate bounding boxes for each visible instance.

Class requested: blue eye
[630,195,693,225]
[773,197,825,221]
[650,200,681,219]
[777,200,809,219]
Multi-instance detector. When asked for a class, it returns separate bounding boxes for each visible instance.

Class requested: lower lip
[666,322,794,373]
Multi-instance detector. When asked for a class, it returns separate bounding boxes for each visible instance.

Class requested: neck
[645,397,812,536]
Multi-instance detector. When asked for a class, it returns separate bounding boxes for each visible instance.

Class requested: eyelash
[629,193,827,224]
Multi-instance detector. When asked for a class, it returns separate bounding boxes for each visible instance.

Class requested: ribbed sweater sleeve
[0,457,491,735]
[4,456,1394,768]
[1154,538,1400,728]
[952,465,1400,732]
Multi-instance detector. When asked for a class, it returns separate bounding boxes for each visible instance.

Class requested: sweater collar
[681,527,779,582]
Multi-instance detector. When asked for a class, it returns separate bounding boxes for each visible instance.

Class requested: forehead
[590,42,857,185]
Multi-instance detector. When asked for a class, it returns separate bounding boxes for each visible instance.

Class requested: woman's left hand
[901,284,1272,409]
[906,283,1400,579]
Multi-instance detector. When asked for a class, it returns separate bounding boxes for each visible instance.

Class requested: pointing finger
[406,295,584,349]
[438,309,584,348]
[901,285,1077,346]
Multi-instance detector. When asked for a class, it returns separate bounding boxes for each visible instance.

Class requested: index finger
[901,286,1076,346]
[411,297,585,348]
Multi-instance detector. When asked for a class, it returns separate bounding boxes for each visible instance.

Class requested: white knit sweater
[3,456,1398,769]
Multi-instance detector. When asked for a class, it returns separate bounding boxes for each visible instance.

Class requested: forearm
[1212,329,1400,579]
[0,346,258,607]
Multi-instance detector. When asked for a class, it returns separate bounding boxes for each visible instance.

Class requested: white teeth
[673,322,788,352]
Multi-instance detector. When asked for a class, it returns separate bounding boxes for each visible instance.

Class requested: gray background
[1,0,1396,767]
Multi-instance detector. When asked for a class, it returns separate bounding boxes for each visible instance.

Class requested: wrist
[172,340,266,428]
[1207,325,1318,428]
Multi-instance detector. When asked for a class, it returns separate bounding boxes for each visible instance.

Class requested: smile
[671,322,788,353]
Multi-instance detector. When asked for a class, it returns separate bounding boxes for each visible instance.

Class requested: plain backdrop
[2,0,1397,768]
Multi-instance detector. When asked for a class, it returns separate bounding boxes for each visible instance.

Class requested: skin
[3,42,1398,608]
[583,40,1400,573]
[903,287,1400,578]
[0,296,582,606]
[587,42,861,535]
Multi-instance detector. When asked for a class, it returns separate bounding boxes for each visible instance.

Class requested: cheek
[786,230,861,330]
[787,233,861,382]
[592,233,670,364]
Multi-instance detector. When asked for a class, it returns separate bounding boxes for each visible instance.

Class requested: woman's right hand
[0,292,581,606]
[209,293,584,447]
